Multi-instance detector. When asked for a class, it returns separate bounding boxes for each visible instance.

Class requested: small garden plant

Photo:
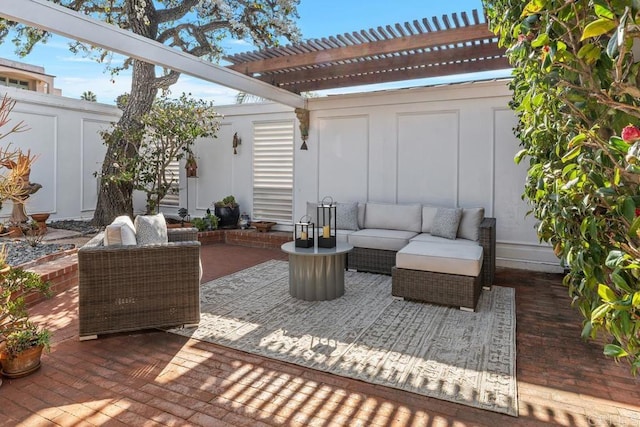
[192,208,219,232]
[215,195,238,208]
[0,267,52,359]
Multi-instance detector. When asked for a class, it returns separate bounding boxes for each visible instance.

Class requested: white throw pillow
[134,212,168,245]
[430,207,463,240]
[103,215,136,246]
[457,207,485,241]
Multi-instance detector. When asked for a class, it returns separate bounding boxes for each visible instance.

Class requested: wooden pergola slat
[258,43,507,88]
[285,57,510,93]
[224,9,509,94]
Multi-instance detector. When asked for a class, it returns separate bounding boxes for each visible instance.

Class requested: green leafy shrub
[484,0,640,373]
[0,268,51,358]
[192,209,219,231]
[215,195,238,208]
[100,93,220,214]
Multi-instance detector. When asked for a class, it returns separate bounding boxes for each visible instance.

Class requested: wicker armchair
[78,228,201,340]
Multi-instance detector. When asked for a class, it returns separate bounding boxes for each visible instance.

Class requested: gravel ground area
[48,219,101,235]
[2,220,100,267]
[4,240,75,267]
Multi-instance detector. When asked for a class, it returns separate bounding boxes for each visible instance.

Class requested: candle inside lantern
[300,231,308,240]
[323,225,330,238]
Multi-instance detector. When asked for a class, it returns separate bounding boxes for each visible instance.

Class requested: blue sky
[0,0,499,105]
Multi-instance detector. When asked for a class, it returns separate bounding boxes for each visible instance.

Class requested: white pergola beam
[0,0,305,108]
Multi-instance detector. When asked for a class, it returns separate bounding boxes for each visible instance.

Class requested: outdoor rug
[168,260,518,416]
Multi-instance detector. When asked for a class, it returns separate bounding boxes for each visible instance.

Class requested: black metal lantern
[295,215,315,248]
[317,196,336,248]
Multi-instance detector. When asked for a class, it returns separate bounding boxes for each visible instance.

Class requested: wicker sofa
[319,202,495,311]
[78,227,201,340]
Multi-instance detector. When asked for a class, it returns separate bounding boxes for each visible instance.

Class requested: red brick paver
[2,243,640,426]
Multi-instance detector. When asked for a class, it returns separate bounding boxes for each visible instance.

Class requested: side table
[281,241,353,301]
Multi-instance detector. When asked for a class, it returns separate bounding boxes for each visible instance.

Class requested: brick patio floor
[2,244,640,426]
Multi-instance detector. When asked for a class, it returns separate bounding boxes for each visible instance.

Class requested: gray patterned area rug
[168,260,518,416]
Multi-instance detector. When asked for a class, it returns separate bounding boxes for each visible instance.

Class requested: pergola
[0,1,509,105]
[225,10,509,94]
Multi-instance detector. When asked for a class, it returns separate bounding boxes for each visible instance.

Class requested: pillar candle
[323,225,330,238]
[300,231,308,240]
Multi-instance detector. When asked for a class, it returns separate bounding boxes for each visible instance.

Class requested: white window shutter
[160,159,180,207]
[253,121,294,224]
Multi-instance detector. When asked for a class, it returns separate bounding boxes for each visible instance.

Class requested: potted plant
[177,207,192,227]
[192,208,219,231]
[30,213,50,231]
[0,260,52,379]
[214,195,240,229]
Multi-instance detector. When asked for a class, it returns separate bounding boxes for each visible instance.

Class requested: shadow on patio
[3,244,640,426]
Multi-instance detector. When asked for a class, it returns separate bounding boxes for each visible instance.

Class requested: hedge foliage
[483,0,640,373]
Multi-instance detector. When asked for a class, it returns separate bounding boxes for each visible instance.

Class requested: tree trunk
[91,0,161,226]
[92,60,158,225]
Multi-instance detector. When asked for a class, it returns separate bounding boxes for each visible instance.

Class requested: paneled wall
[0,87,122,220]
[188,104,296,216]
[0,81,562,272]
[215,81,560,272]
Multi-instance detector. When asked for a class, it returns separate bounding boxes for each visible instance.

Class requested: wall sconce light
[233,132,241,154]
[295,108,309,150]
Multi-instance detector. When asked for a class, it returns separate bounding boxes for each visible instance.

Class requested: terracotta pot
[0,344,44,378]
[30,213,50,231]
[253,221,276,233]
[6,226,22,238]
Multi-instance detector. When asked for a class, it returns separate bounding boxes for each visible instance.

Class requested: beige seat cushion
[421,206,439,233]
[396,241,483,277]
[348,228,417,251]
[410,233,478,246]
[364,202,422,232]
[336,229,356,243]
[458,207,485,241]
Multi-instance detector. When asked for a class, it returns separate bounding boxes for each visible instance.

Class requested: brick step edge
[24,230,293,306]
[198,228,291,248]
[23,252,79,307]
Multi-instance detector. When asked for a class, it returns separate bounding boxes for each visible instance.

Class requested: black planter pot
[215,205,240,228]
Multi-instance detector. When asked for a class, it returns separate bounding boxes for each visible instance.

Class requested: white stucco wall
[0,86,128,221]
[0,80,562,273]
[208,80,561,273]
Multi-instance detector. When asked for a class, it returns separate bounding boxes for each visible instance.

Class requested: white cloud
[169,77,239,106]
[57,74,132,104]
[57,56,96,63]
[229,38,251,46]
[40,40,71,51]
[225,39,252,48]
[55,72,241,106]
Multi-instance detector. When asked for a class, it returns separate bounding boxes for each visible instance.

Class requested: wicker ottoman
[391,242,483,311]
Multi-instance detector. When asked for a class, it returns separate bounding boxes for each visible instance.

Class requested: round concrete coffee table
[281,241,353,301]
